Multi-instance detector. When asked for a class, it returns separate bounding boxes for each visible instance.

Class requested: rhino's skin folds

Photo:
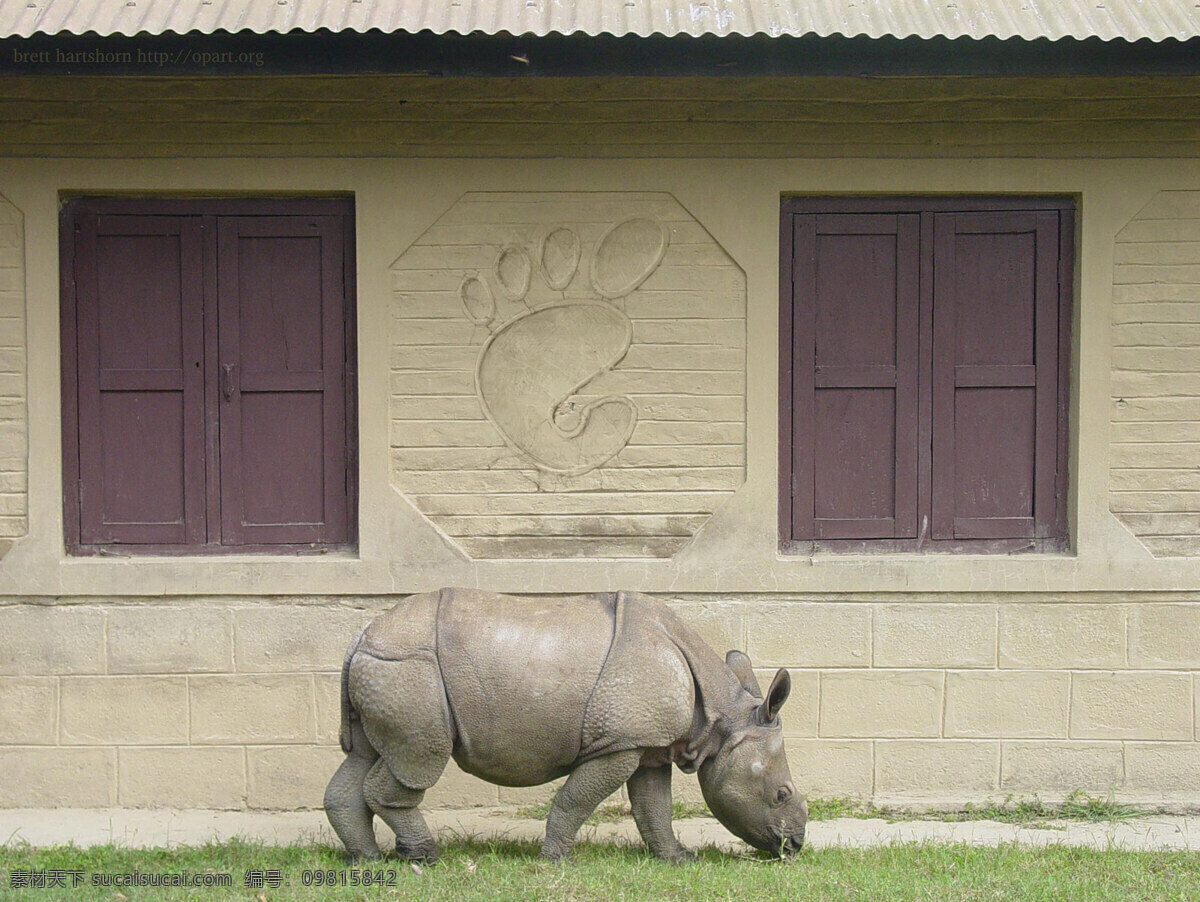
[439,590,613,785]
[325,588,808,863]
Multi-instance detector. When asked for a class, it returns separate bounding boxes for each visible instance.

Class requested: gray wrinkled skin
[324,588,808,863]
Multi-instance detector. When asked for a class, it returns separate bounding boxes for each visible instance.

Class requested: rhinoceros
[323,588,808,862]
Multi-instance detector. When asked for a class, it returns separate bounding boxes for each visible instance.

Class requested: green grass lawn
[4,838,1199,902]
[521,791,1142,829]
[805,791,1144,827]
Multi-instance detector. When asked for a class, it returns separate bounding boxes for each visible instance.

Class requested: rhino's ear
[725,650,763,699]
[756,668,791,726]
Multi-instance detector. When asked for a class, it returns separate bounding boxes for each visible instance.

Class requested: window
[779,197,1072,553]
[61,197,357,554]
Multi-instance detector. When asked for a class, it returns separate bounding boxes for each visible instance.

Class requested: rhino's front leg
[627,764,694,862]
[541,750,643,862]
[363,759,439,864]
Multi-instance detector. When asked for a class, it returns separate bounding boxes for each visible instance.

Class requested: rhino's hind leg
[324,732,381,862]
[627,764,694,862]
[541,750,643,862]
[363,759,440,864]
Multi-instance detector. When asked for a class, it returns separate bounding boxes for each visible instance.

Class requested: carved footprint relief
[458,218,669,476]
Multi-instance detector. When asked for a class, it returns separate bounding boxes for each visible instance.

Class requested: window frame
[778,195,1074,555]
[60,195,358,556]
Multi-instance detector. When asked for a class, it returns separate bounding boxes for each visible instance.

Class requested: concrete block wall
[739,598,1200,806]
[0,601,368,811]
[2,595,1198,812]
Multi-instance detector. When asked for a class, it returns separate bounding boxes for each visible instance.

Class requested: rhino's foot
[656,847,697,865]
[537,846,570,865]
[342,849,383,866]
[394,841,440,866]
[362,760,442,866]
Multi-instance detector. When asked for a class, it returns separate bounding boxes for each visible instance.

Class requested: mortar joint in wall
[109,745,118,806]
[228,608,237,672]
[309,674,319,744]
[869,604,876,668]
[1123,605,1130,669]
[1067,671,1076,740]
[940,671,947,739]
[815,670,824,739]
[870,739,877,797]
[993,605,1000,671]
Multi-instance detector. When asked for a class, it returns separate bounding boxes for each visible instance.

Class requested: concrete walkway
[3,808,1199,852]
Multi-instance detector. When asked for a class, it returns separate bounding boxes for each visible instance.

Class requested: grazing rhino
[324,588,807,862]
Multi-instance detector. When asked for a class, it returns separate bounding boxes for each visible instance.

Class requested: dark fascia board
[4,29,1200,77]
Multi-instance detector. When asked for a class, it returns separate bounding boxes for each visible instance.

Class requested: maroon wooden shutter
[216,215,349,545]
[931,212,1060,540]
[790,213,920,540]
[72,214,206,545]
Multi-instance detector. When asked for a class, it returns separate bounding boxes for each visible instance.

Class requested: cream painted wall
[0,156,1192,595]
[2,153,1200,813]
[0,195,26,552]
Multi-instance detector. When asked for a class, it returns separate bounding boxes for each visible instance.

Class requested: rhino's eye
[776,787,791,804]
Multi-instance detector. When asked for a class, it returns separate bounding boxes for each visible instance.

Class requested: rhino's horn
[725,650,763,699]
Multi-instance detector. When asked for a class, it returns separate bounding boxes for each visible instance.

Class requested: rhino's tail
[339,623,370,754]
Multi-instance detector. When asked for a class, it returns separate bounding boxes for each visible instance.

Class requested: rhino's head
[695,651,808,857]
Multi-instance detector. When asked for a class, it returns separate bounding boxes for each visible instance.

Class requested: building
[1,0,1199,822]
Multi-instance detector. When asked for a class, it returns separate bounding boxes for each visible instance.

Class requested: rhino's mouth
[766,826,804,858]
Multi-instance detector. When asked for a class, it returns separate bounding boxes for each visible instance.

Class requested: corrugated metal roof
[3,0,1199,42]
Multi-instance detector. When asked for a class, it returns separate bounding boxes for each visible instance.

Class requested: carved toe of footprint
[460,218,669,476]
[541,227,581,290]
[591,217,669,298]
[458,273,496,325]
